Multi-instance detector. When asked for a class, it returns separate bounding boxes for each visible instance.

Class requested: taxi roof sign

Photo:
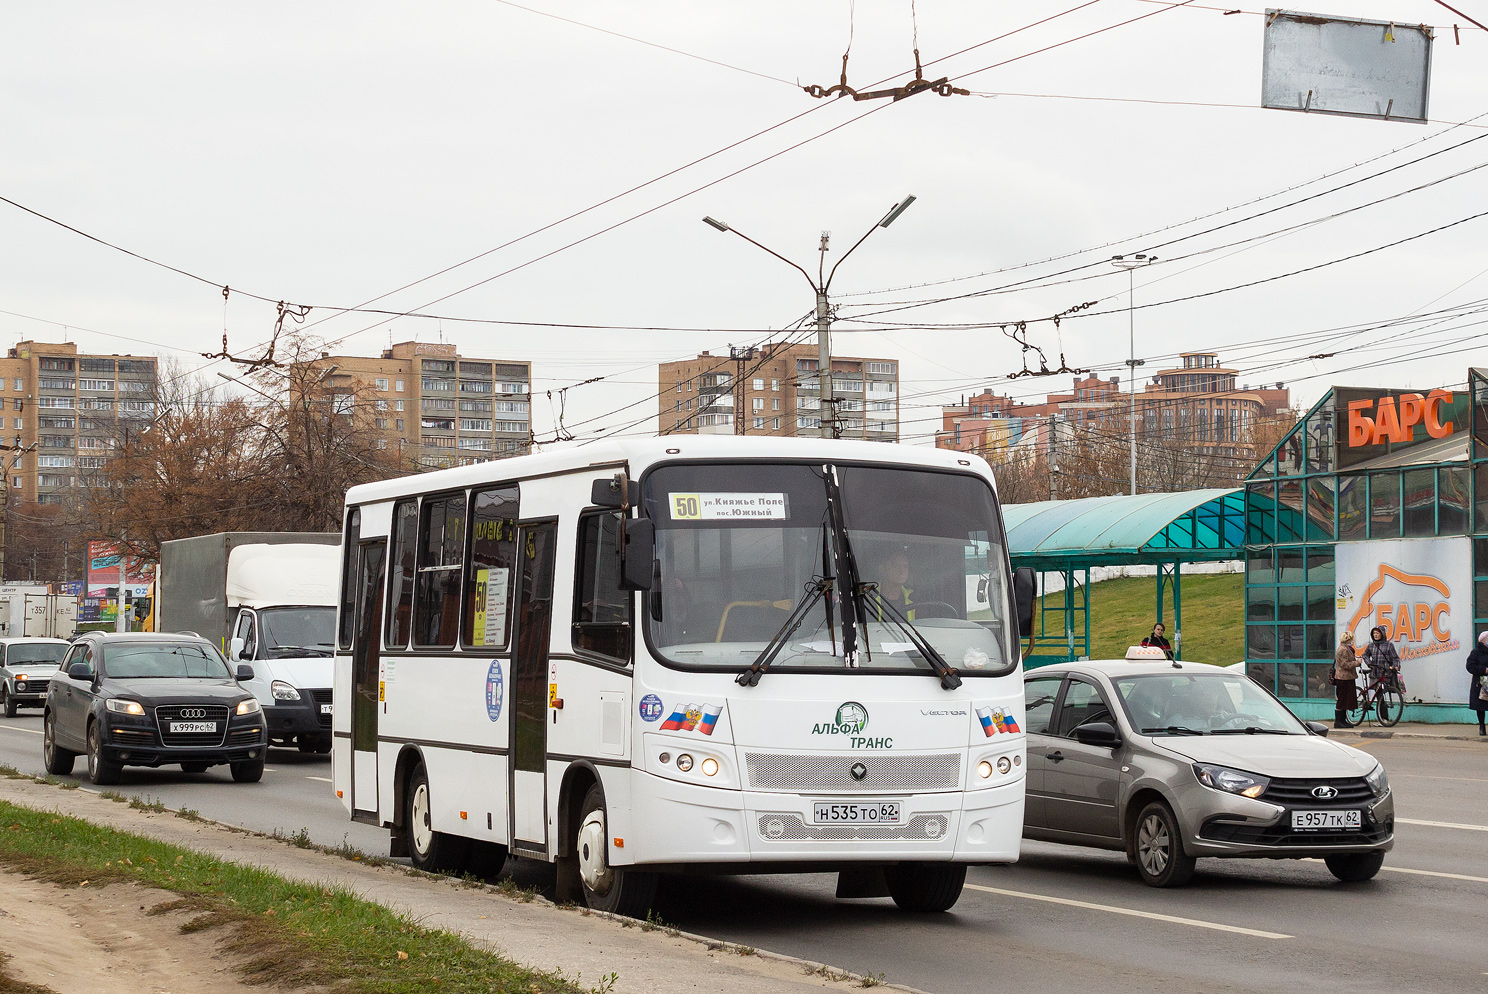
[1125,645,1170,660]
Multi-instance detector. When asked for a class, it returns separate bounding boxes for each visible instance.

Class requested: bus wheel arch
[554,762,602,904]
[389,746,427,859]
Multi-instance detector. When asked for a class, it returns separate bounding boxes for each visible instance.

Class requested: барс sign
[1335,536,1469,704]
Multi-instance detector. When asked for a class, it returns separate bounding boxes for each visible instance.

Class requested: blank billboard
[1262,10,1432,123]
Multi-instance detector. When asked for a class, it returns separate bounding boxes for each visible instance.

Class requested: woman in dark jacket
[1142,622,1174,660]
[1361,625,1402,690]
[1467,631,1488,736]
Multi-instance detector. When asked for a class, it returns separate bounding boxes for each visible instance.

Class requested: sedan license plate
[169,721,218,734]
[1291,809,1361,831]
[319,704,333,715]
[812,801,901,825]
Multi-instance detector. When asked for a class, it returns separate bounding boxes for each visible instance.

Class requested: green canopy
[1004,489,1245,571]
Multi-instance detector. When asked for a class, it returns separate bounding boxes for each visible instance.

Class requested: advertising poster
[86,540,154,598]
[1335,536,1470,704]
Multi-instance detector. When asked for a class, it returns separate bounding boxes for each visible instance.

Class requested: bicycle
[1347,665,1405,727]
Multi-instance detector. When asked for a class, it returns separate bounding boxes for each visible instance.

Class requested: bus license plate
[812,801,901,825]
[170,721,218,734]
[1291,809,1361,831]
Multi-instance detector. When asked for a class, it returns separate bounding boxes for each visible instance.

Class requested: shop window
[1304,403,1336,474]
[1439,467,1470,534]
[1402,468,1436,537]
[1277,625,1306,658]
[1277,481,1306,543]
[1476,464,1488,534]
[1247,549,1273,577]
[1277,548,1306,585]
[414,493,466,648]
[386,500,419,648]
[1246,660,1276,692]
[1368,473,1400,539]
[572,511,632,663]
[464,486,519,649]
[1306,548,1335,583]
[1278,587,1304,621]
[1337,474,1367,541]
[1476,581,1488,627]
[1246,482,1276,545]
[1305,662,1334,699]
[1306,478,1336,541]
[1276,661,1305,697]
[1306,586,1334,621]
[1306,625,1334,657]
[1247,624,1276,658]
[1277,427,1304,477]
[1246,584,1276,621]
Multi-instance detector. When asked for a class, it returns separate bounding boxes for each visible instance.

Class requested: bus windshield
[644,461,1015,677]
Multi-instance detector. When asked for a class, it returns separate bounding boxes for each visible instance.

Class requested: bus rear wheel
[406,764,470,873]
[576,783,656,918]
[884,863,966,912]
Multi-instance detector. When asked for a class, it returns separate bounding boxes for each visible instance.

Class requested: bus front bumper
[621,770,1023,866]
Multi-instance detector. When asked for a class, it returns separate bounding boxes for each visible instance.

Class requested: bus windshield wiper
[737,524,837,688]
[864,580,962,690]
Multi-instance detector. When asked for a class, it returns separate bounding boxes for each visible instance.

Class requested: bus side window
[415,493,466,649]
[386,499,418,648]
[464,486,518,649]
[338,508,360,650]
[572,511,632,663]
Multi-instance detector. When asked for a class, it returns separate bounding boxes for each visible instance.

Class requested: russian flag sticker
[660,704,690,731]
[976,706,998,738]
[698,704,722,735]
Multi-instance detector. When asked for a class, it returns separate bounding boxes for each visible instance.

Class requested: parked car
[1022,658,1393,886]
[43,632,268,785]
[0,637,69,717]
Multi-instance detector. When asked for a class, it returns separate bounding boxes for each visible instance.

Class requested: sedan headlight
[270,681,301,701]
[105,699,145,716]
[237,698,262,715]
[1193,763,1269,799]
[1365,763,1389,797]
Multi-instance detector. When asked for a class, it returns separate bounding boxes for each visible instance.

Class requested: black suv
[43,632,268,785]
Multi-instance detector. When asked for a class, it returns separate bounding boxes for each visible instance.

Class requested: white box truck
[157,533,339,752]
[0,585,78,639]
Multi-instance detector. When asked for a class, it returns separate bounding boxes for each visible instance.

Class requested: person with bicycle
[1362,625,1403,695]
[1466,631,1488,737]
[1333,631,1359,729]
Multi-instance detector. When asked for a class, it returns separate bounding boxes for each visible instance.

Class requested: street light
[1111,253,1157,495]
[703,196,915,439]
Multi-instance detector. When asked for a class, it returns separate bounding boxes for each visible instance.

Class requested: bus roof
[344,437,993,507]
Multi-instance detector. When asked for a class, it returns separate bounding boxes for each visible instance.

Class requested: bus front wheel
[576,784,656,918]
[405,764,471,873]
[885,863,966,912]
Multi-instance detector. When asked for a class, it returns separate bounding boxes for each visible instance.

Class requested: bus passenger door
[351,540,387,819]
[511,522,557,855]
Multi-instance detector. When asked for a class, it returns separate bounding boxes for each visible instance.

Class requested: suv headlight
[237,698,262,716]
[1365,763,1389,797]
[1193,763,1269,799]
[270,681,301,701]
[105,699,145,716]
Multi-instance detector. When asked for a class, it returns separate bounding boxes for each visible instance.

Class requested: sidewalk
[0,776,930,994]
[1327,721,1487,743]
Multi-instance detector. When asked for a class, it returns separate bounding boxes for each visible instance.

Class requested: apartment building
[658,342,900,440]
[0,341,157,505]
[299,341,531,468]
[938,352,1292,464]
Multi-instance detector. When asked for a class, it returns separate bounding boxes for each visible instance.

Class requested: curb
[1330,730,1488,742]
[1,772,936,994]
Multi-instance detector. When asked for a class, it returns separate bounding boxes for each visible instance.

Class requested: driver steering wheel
[907,600,960,620]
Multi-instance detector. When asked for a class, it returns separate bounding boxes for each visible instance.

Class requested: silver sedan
[1021,659,1393,887]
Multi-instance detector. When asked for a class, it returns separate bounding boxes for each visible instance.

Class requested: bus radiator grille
[744,753,961,792]
[756,812,953,842]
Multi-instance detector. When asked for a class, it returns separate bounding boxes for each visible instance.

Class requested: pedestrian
[1361,625,1402,692]
[1142,622,1173,659]
[1333,631,1359,729]
[1467,631,1488,737]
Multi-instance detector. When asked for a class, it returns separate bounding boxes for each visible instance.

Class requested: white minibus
[333,436,1033,915]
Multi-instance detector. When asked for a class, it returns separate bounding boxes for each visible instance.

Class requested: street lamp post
[1111,253,1157,495]
[703,196,915,439]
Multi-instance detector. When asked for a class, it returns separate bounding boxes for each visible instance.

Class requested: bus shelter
[1003,489,1246,666]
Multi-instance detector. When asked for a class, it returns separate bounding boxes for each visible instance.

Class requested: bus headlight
[977,760,993,779]
[996,756,1012,775]
[675,754,694,772]
[700,757,719,777]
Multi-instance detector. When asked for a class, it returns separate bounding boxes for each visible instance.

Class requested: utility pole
[702,195,916,441]
[116,532,129,633]
[729,345,759,435]
[1112,254,1157,495]
[1047,415,1060,502]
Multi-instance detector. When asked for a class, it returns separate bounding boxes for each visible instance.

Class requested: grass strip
[0,800,585,994]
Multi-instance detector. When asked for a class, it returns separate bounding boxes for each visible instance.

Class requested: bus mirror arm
[620,518,655,591]
[591,475,640,509]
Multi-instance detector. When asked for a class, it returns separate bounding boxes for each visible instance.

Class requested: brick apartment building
[0,341,157,505]
[658,342,900,440]
[938,351,1292,464]
[296,341,531,469]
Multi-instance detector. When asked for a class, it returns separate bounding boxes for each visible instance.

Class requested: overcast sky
[2,1,1486,447]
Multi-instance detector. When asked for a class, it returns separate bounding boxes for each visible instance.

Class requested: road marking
[963,883,1292,939]
[1301,858,1488,884]
[305,776,332,782]
[1396,773,1488,783]
[0,725,42,735]
[1397,816,1488,833]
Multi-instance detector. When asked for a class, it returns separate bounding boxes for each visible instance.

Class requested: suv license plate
[1291,809,1361,830]
[812,801,901,825]
[170,721,218,734]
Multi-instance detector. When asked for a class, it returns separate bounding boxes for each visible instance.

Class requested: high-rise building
[657,342,900,440]
[296,341,531,468]
[0,341,158,505]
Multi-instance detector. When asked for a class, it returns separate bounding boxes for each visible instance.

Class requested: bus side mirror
[591,474,640,509]
[621,518,655,591]
[1013,567,1036,639]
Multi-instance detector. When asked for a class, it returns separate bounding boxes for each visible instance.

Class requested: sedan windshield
[259,607,336,657]
[6,644,66,666]
[106,644,233,680]
[645,461,1015,676]
[1113,671,1305,735]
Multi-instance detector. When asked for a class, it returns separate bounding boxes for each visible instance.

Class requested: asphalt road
[1,712,1483,993]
